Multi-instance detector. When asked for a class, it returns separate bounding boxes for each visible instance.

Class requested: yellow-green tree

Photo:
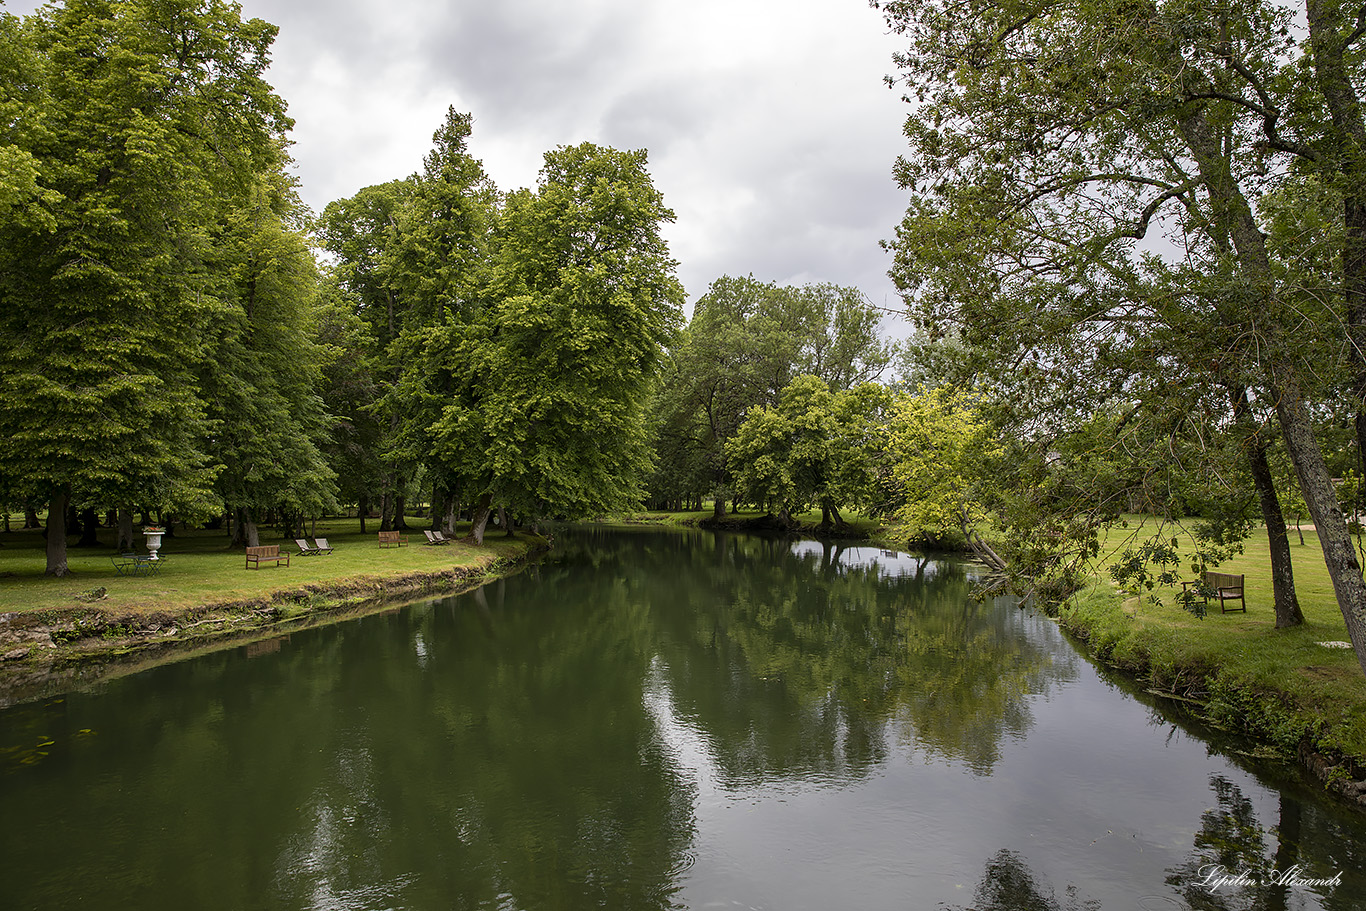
[885,386,1005,569]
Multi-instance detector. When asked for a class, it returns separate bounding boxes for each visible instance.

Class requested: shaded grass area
[0,516,531,617]
[610,504,884,537]
[1062,518,1366,780]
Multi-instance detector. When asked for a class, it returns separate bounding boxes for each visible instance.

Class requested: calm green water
[3,527,1365,910]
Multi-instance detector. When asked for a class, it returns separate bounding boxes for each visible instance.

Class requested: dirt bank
[0,548,544,708]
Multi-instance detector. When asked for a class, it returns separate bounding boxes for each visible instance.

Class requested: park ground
[1060,517,1366,806]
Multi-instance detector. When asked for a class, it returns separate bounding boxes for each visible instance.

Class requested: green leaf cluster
[0,0,335,569]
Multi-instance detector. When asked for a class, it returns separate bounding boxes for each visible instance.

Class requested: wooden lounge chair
[423,530,450,545]
[296,538,333,555]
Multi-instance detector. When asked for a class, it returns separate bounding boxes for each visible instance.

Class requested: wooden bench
[378,531,408,547]
[1182,571,1246,613]
[245,545,290,569]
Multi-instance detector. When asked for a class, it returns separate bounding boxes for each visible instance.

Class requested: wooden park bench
[1181,571,1246,613]
[245,544,290,570]
[378,530,408,548]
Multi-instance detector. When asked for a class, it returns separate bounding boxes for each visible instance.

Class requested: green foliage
[200,172,338,524]
[884,385,1001,544]
[649,275,891,511]
[728,375,892,523]
[426,142,684,522]
[0,0,320,569]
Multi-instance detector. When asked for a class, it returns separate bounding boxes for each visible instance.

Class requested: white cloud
[5,0,915,327]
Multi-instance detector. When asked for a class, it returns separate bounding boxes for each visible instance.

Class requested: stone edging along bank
[1055,595,1366,812]
[0,547,546,709]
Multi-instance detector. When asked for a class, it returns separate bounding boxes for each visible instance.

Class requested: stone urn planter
[143,526,165,561]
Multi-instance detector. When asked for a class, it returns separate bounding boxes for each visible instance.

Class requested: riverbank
[1059,522,1366,810]
[610,507,883,539]
[0,519,544,707]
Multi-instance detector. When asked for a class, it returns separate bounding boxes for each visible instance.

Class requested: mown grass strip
[0,516,532,617]
[1062,519,1366,778]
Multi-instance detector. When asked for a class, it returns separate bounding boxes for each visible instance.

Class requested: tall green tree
[312,274,384,533]
[428,142,684,542]
[728,375,891,529]
[0,0,291,573]
[382,108,498,532]
[200,171,337,546]
[875,0,1366,661]
[650,276,891,516]
[316,178,414,527]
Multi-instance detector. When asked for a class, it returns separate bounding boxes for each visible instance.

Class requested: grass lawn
[612,503,885,537]
[0,515,533,617]
[1065,516,1366,768]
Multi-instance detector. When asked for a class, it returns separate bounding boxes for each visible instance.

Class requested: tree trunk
[23,504,39,529]
[713,497,726,519]
[379,489,394,532]
[820,496,846,529]
[358,495,369,535]
[1276,383,1366,676]
[431,486,444,531]
[1249,439,1305,629]
[45,489,70,577]
[443,496,460,537]
[500,507,513,536]
[394,492,408,530]
[1304,0,1366,502]
[117,507,135,553]
[469,493,494,545]
[1230,385,1303,628]
[77,507,99,547]
[230,507,260,548]
[243,516,260,548]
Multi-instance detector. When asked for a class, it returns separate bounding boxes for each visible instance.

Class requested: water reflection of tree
[0,563,696,910]
[945,850,1101,911]
[553,529,1076,784]
[1164,776,1361,911]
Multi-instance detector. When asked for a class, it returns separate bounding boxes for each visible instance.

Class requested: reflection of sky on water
[788,541,942,579]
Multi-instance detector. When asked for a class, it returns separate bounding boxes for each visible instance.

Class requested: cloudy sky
[10,0,915,324]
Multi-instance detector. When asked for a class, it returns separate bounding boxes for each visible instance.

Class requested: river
[2,527,1363,910]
